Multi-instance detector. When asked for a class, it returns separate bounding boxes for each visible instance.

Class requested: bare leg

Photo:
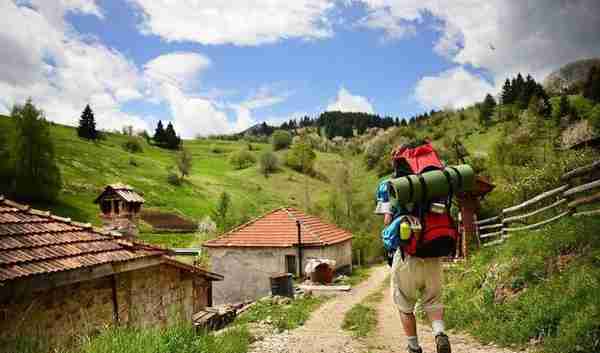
[399,311,418,336]
[427,308,443,322]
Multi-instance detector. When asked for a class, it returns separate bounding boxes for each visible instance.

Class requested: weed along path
[249,265,389,353]
[368,284,519,353]
[249,264,521,353]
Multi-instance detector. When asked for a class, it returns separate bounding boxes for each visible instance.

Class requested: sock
[432,320,445,336]
[407,336,420,350]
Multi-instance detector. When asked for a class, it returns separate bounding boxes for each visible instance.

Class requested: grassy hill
[0,115,350,248]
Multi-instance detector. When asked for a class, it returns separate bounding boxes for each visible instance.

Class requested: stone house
[0,196,223,346]
[203,207,352,304]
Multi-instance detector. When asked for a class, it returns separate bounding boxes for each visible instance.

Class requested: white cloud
[228,86,291,133]
[359,0,600,107]
[414,67,494,109]
[0,1,148,132]
[129,0,335,46]
[144,53,230,138]
[326,87,375,114]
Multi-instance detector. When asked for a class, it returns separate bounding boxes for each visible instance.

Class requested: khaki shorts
[390,250,444,314]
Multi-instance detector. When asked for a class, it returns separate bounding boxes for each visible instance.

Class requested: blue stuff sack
[381,216,402,252]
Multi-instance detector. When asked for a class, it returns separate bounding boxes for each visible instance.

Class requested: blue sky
[2,1,600,137]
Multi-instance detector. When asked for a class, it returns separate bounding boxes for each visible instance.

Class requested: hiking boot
[407,346,423,353]
[435,333,451,353]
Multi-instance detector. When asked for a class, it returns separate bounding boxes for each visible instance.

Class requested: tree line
[77,104,182,150]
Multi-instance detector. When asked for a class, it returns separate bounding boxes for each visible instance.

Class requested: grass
[0,324,251,353]
[236,295,328,332]
[0,116,345,248]
[76,324,250,353]
[338,266,373,286]
[444,217,600,353]
[138,232,210,248]
[342,276,389,338]
[342,304,377,338]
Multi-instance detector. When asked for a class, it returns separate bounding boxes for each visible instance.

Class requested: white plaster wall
[206,239,352,304]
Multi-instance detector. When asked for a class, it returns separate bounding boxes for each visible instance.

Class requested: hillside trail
[249,264,520,353]
[367,277,519,353]
[249,265,389,353]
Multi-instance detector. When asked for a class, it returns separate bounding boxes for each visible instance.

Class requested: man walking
[375,142,454,353]
[378,204,452,353]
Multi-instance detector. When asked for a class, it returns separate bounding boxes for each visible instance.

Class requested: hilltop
[543,57,600,94]
[0,115,357,241]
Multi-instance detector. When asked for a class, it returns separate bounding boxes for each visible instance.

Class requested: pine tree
[77,104,97,140]
[11,99,62,202]
[501,79,513,105]
[154,120,166,146]
[479,94,497,126]
[164,122,181,150]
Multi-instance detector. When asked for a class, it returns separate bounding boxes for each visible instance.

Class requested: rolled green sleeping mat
[389,164,475,204]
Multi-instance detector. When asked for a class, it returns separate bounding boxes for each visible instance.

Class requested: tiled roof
[94,183,145,203]
[203,208,352,248]
[0,196,164,283]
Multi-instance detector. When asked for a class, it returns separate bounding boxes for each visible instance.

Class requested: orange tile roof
[0,196,165,283]
[203,208,352,248]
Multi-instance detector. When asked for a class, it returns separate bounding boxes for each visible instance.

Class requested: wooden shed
[94,183,144,220]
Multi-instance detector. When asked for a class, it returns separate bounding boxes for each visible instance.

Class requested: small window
[285,255,297,275]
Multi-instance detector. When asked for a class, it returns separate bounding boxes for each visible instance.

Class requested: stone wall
[0,263,208,346]
[207,239,352,304]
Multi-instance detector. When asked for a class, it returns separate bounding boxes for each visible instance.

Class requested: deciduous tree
[11,99,62,202]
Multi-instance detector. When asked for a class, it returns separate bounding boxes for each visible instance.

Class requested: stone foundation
[0,264,210,346]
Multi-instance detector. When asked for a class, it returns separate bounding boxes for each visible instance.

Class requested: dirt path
[249,265,389,353]
[367,284,518,353]
[250,265,519,353]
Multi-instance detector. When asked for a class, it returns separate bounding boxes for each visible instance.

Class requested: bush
[271,130,292,150]
[122,138,143,153]
[229,149,256,169]
[259,150,279,177]
[210,144,226,154]
[588,104,600,134]
[364,137,388,171]
[285,142,316,174]
[166,168,181,186]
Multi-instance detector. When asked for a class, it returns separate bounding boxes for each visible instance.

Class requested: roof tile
[203,208,352,248]
[0,198,164,283]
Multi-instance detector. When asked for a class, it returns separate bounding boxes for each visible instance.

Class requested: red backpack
[392,141,458,258]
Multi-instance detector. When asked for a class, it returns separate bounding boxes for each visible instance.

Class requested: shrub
[210,144,226,154]
[176,148,192,179]
[271,130,292,150]
[122,138,143,153]
[588,104,600,134]
[229,149,256,169]
[259,150,279,177]
[285,142,316,174]
[364,137,388,171]
[166,168,181,186]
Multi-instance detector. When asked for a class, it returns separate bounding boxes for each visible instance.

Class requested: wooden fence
[475,160,600,247]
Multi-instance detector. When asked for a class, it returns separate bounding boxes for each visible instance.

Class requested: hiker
[375,141,460,353]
